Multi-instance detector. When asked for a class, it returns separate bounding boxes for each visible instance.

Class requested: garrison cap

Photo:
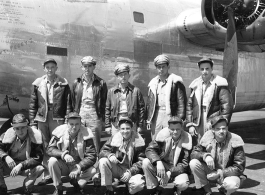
[154,54,170,66]
[114,63,130,75]
[11,114,29,127]
[168,116,183,124]
[43,58,57,66]
[211,115,228,127]
[197,57,214,67]
[81,56,97,65]
[118,117,133,127]
[66,112,81,119]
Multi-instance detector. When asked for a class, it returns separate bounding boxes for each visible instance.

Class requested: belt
[48,104,53,111]
[81,104,96,109]
[156,106,166,110]
[118,113,128,118]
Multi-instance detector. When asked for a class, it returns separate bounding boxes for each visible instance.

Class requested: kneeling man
[142,116,192,195]
[99,117,146,195]
[190,115,246,195]
[0,114,44,195]
[47,112,97,195]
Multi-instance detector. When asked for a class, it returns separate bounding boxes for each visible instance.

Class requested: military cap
[154,54,170,66]
[197,57,214,67]
[81,56,97,65]
[168,116,183,124]
[118,117,133,127]
[114,63,130,75]
[43,58,57,66]
[11,114,29,127]
[211,115,228,127]
[66,112,81,119]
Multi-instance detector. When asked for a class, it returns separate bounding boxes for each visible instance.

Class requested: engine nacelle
[176,0,265,52]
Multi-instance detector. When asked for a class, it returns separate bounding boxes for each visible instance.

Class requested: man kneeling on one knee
[0,114,44,195]
[190,115,246,195]
[142,116,192,195]
[47,112,97,195]
[99,117,146,195]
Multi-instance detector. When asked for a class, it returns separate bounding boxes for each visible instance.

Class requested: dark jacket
[99,131,145,176]
[145,128,192,177]
[0,127,43,171]
[72,74,108,120]
[29,75,72,125]
[186,75,233,128]
[105,83,145,128]
[47,124,97,171]
[191,131,246,178]
[146,73,187,124]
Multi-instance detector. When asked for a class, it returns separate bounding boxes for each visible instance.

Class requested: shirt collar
[82,74,95,83]
[114,82,133,92]
[215,135,227,147]
[45,75,58,84]
[200,74,214,85]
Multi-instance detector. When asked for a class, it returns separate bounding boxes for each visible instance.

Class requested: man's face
[169,123,182,141]
[212,120,228,142]
[116,72,130,84]
[199,62,213,82]
[68,118,81,136]
[120,123,132,140]
[44,62,57,77]
[156,63,169,77]
[14,126,28,140]
[81,63,95,76]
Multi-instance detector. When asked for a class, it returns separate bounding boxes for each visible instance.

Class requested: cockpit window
[133,12,144,23]
[47,46,67,56]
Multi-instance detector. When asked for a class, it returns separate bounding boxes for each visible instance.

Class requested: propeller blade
[223,7,238,108]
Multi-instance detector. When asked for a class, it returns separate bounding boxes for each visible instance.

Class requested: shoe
[218,185,227,195]
[0,186,7,195]
[24,187,33,195]
[53,188,63,195]
[173,186,181,195]
[92,172,101,187]
[104,190,114,195]
[37,177,53,186]
[191,187,211,195]
[70,179,85,194]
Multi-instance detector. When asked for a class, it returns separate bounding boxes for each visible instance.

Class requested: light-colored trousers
[151,108,170,140]
[80,105,102,154]
[190,159,241,195]
[0,160,44,189]
[99,157,144,194]
[48,157,96,189]
[38,110,64,178]
[142,158,189,192]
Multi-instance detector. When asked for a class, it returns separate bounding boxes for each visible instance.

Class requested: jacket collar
[110,131,145,148]
[189,74,228,89]
[155,127,192,150]
[1,126,42,144]
[32,74,68,86]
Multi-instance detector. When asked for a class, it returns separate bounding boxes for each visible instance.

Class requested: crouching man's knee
[142,158,152,170]
[48,157,59,168]
[189,159,201,171]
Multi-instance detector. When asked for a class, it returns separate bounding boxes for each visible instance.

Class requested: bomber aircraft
[0,0,265,130]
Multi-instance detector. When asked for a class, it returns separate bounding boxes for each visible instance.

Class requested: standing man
[189,115,246,195]
[146,54,187,140]
[47,112,97,195]
[72,56,108,153]
[142,116,192,195]
[29,58,72,186]
[186,57,233,144]
[105,63,145,135]
[0,114,44,195]
[99,117,146,195]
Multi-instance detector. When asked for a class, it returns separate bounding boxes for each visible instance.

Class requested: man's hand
[120,171,131,183]
[207,171,220,181]
[5,156,16,169]
[105,127,112,135]
[137,127,143,134]
[205,155,215,170]
[159,171,171,186]
[10,163,22,177]
[189,126,197,136]
[156,161,166,179]
[109,155,119,164]
[64,154,75,165]
[69,166,81,179]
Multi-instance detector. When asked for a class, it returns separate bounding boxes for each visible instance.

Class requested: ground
[1,109,265,195]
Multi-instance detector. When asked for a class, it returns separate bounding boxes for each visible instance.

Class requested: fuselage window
[47,46,67,56]
[133,11,144,23]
